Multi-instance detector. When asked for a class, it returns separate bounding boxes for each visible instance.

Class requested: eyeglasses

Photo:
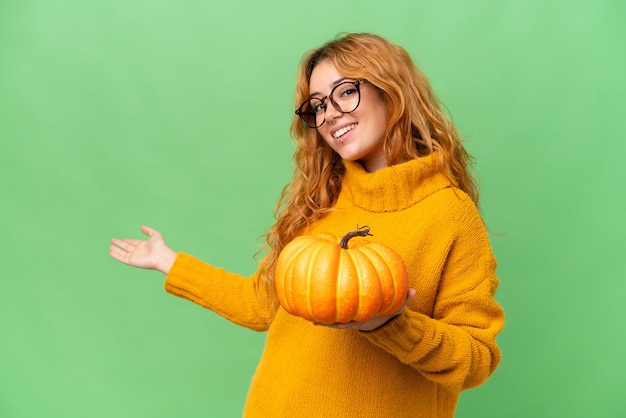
[295,80,368,128]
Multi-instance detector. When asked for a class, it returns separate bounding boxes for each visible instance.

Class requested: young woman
[110,33,504,417]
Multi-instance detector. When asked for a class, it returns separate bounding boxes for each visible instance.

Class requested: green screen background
[1,1,625,417]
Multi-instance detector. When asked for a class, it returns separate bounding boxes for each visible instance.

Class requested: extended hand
[109,225,177,274]
[316,288,417,331]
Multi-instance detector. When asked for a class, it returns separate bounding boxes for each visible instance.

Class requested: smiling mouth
[333,123,357,139]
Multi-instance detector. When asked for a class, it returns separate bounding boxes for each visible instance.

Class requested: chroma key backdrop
[1,1,624,417]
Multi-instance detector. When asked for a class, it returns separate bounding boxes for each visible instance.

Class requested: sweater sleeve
[359,207,504,392]
[164,252,274,331]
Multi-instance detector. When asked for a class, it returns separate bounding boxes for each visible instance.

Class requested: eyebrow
[309,77,351,98]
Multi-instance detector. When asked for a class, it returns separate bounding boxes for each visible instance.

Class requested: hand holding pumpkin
[275,226,410,325]
[316,287,416,331]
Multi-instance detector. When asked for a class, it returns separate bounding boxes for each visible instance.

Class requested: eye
[340,86,357,97]
[310,99,326,114]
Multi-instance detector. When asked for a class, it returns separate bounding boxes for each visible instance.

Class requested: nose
[323,99,342,124]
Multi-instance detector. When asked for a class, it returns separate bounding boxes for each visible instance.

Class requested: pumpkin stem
[339,225,373,249]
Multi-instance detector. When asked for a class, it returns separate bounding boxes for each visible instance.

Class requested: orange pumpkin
[274,226,408,324]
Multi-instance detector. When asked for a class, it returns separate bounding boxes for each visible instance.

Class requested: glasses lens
[298,98,325,128]
[330,81,361,113]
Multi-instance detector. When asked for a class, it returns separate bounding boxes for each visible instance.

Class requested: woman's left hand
[315,288,416,331]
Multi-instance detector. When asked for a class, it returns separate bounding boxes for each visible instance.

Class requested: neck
[358,154,387,173]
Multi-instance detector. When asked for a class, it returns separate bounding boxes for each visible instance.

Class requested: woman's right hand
[110,225,177,274]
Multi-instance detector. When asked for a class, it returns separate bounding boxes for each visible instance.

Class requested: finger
[111,239,136,252]
[122,238,143,246]
[111,238,140,247]
[394,289,416,314]
[315,321,354,329]
[110,238,128,249]
[109,245,130,263]
[315,323,342,329]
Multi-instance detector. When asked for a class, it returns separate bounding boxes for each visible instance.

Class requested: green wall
[1,1,624,417]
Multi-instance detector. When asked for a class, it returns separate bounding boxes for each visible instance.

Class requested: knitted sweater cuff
[359,309,425,357]
[164,252,209,299]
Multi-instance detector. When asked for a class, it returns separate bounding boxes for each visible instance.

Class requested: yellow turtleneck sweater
[164,154,504,417]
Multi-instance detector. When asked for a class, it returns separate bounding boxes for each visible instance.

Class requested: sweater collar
[341,153,453,212]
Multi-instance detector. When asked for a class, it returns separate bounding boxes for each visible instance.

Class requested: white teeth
[333,124,357,139]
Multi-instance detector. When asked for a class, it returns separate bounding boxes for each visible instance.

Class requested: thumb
[397,288,416,312]
[141,225,160,238]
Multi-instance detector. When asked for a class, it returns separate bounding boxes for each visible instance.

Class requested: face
[308,60,388,172]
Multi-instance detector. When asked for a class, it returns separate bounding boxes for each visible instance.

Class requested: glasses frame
[295,80,368,128]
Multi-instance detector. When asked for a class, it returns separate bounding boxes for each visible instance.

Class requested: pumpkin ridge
[280,239,314,314]
[274,253,289,313]
[345,250,361,322]
[353,248,383,321]
[281,235,315,315]
[311,241,342,324]
[305,241,326,322]
[334,249,346,323]
[283,255,298,314]
[360,245,395,313]
[366,243,408,315]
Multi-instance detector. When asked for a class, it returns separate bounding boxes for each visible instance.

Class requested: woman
[110,33,504,417]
